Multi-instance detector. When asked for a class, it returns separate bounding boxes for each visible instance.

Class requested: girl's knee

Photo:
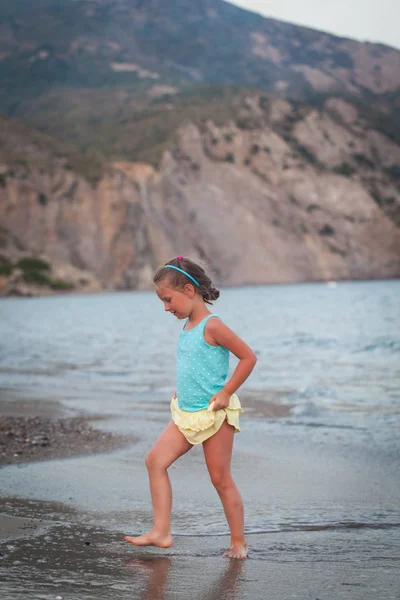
[145,450,167,471]
[209,471,233,492]
[145,450,161,471]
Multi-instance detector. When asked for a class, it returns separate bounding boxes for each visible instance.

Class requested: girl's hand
[208,390,230,411]
[173,391,177,399]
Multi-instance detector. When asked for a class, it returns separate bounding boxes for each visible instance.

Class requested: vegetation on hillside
[1,83,400,193]
[0,252,73,291]
[0,86,257,182]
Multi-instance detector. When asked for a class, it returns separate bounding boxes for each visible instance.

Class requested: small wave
[290,402,321,418]
[0,363,83,376]
[96,370,133,377]
[287,386,338,403]
[355,339,400,354]
[0,367,62,376]
[284,420,367,430]
[173,521,400,537]
[246,521,400,534]
[281,333,337,349]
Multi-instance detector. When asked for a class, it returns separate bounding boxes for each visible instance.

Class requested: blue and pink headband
[164,256,199,286]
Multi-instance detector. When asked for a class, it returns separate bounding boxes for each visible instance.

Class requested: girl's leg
[202,420,247,559]
[125,421,192,548]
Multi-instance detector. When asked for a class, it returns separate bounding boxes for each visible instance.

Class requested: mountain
[0,0,399,293]
[1,0,399,103]
[1,0,399,175]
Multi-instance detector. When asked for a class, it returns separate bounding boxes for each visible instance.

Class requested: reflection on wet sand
[202,559,244,600]
[126,556,244,600]
[127,557,172,600]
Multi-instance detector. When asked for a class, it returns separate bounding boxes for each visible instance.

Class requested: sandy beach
[1,394,399,600]
[0,397,134,466]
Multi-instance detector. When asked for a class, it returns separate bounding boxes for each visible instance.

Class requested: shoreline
[1,277,399,300]
[0,392,290,467]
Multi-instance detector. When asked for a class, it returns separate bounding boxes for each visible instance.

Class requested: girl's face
[155,281,195,319]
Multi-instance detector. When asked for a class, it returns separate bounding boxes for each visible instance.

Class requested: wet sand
[1,396,400,599]
[0,394,135,466]
[1,495,399,600]
[0,413,134,466]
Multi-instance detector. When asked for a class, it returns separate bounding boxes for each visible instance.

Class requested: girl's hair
[153,256,220,305]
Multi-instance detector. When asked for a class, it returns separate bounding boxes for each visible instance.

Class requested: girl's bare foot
[124,531,173,548]
[223,543,248,559]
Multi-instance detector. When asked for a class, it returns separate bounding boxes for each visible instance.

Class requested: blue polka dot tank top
[176,314,229,412]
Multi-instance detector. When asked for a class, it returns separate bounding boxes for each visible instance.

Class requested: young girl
[125,256,257,559]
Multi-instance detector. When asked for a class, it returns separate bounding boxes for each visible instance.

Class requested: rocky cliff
[1,93,399,294]
[1,0,399,294]
[0,226,102,297]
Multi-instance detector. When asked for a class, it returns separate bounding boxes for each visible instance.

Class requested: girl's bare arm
[206,319,257,409]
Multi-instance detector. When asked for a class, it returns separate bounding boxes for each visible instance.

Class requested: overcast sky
[230,0,400,50]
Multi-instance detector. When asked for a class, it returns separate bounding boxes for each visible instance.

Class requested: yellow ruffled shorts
[170,394,243,445]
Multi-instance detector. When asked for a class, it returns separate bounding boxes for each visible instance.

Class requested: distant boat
[327,281,337,288]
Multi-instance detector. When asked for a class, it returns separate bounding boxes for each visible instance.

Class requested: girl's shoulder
[205,313,226,327]
[203,314,225,331]
[204,315,228,347]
